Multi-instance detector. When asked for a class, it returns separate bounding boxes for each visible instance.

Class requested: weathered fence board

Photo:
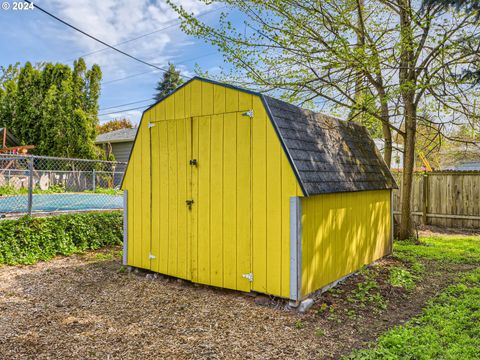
[393,171,480,229]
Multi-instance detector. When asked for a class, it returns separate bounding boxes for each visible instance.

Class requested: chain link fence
[0,154,127,218]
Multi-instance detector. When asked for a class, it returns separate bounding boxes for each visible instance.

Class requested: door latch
[186,199,194,209]
[189,159,198,166]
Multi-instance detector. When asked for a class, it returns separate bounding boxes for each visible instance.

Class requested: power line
[99,98,154,112]
[98,104,151,117]
[101,52,217,85]
[65,6,224,62]
[65,20,180,63]
[102,69,158,85]
[25,0,179,75]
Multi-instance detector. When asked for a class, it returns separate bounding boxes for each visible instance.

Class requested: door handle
[186,199,194,209]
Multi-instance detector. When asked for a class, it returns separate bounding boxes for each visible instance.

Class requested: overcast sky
[0,0,232,124]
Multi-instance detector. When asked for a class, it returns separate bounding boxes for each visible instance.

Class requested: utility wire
[65,6,224,62]
[99,98,155,112]
[102,52,217,85]
[102,69,158,85]
[25,0,181,75]
[98,51,217,111]
[98,104,151,117]
[64,20,180,62]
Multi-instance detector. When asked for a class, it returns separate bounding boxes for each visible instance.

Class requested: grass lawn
[0,231,478,358]
[347,234,480,359]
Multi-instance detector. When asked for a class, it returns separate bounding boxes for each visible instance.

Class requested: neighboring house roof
[0,128,21,147]
[443,161,480,171]
[95,128,137,144]
[264,96,398,195]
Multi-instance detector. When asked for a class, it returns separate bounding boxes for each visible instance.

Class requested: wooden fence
[393,171,480,229]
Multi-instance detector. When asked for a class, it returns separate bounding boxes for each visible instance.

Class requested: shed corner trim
[289,196,302,302]
[123,190,128,266]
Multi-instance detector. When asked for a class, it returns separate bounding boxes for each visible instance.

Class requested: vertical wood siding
[301,189,392,297]
[123,108,151,270]
[122,80,302,298]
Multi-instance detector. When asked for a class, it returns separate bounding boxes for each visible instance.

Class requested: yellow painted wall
[122,108,152,271]
[122,79,302,298]
[301,189,392,297]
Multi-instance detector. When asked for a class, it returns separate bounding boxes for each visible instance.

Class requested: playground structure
[0,153,127,217]
[0,128,34,155]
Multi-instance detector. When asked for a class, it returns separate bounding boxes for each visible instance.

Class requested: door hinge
[149,253,156,259]
[242,110,254,118]
[242,273,253,282]
[148,122,155,128]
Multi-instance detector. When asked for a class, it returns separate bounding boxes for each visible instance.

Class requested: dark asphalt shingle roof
[263,96,397,196]
[95,128,137,144]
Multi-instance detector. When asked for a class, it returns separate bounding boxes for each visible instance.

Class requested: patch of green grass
[394,235,480,264]
[388,267,416,291]
[346,269,387,311]
[346,268,480,359]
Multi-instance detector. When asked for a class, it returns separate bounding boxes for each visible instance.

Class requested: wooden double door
[148,113,252,292]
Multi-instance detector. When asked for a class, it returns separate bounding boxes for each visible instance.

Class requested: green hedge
[0,212,123,265]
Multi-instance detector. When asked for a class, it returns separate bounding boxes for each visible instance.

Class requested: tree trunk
[382,123,392,168]
[378,86,392,168]
[399,101,416,239]
[398,0,417,240]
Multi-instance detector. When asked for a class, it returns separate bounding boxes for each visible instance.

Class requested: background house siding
[111,142,133,163]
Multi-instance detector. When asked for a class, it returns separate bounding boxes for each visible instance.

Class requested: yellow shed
[121,77,397,302]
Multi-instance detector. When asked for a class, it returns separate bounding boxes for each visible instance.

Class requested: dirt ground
[0,247,474,359]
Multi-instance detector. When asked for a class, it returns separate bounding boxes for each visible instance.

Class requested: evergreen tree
[154,63,183,101]
[0,59,102,159]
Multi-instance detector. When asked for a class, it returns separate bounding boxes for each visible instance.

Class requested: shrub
[0,211,123,265]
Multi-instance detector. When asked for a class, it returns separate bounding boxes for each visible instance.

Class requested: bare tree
[171,0,480,239]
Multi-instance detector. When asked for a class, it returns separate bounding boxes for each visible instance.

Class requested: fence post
[92,169,96,192]
[422,173,428,225]
[27,157,34,215]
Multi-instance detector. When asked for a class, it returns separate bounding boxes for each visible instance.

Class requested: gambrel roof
[138,77,397,196]
[263,96,398,195]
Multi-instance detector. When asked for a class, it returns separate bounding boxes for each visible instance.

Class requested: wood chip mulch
[0,247,474,359]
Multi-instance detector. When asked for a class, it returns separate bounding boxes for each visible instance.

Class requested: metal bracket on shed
[242,273,254,282]
[148,122,155,128]
[242,110,254,119]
